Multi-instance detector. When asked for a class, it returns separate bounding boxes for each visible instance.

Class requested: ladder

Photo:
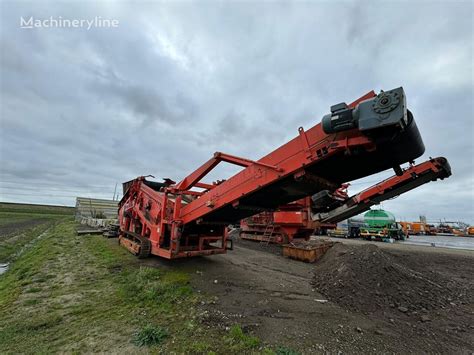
[260,223,275,245]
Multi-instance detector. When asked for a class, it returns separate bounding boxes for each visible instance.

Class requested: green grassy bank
[0,219,281,354]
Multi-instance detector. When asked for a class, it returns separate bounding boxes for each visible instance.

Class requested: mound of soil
[312,243,466,315]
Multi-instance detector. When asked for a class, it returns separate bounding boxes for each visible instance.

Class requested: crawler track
[119,231,151,258]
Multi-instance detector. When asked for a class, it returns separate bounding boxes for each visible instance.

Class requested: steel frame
[117,89,450,259]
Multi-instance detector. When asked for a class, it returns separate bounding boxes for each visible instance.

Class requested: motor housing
[322,87,408,134]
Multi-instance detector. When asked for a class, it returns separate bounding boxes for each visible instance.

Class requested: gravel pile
[312,243,465,314]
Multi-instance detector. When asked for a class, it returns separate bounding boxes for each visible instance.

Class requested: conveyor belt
[187,112,425,225]
[313,157,451,224]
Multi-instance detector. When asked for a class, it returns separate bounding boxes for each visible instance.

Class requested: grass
[0,212,44,227]
[0,202,73,263]
[225,325,261,351]
[0,215,278,353]
[0,202,74,216]
[275,346,301,355]
[133,324,168,346]
[119,267,193,310]
[0,208,68,263]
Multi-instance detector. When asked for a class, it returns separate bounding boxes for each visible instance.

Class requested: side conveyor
[313,157,451,224]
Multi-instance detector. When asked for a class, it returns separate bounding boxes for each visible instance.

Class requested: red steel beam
[177,128,373,225]
[174,152,281,192]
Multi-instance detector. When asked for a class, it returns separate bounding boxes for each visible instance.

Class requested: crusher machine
[239,197,318,244]
[118,87,451,259]
[239,185,349,243]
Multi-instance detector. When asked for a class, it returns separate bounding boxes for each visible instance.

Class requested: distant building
[75,197,118,220]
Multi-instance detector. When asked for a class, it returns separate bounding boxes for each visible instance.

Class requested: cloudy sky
[0,0,472,223]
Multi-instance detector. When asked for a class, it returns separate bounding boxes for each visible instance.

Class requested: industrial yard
[188,239,474,353]
[1,85,473,355]
[1,1,473,354]
[0,203,473,353]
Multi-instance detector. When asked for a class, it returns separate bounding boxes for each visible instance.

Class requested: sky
[0,0,473,223]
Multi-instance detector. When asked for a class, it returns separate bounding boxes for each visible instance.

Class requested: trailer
[326,219,366,239]
[399,221,428,235]
[118,87,451,259]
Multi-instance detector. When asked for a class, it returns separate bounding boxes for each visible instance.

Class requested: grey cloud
[94,80,185,126]
[0,0,472,221]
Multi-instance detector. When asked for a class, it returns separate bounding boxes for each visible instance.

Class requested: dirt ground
[145,238,474,353]
[0,218,47,237]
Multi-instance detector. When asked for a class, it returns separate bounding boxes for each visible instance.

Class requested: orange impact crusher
[118,87,451,259]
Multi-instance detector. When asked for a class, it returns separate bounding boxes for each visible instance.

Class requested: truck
[360,210,406,241]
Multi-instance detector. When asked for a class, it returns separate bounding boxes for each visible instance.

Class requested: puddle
[0,263,9,275]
